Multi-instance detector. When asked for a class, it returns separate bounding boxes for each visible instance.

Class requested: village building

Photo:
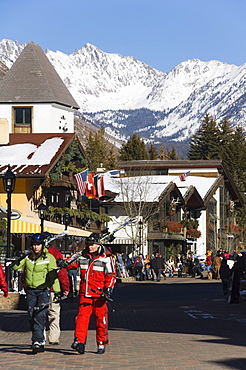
[0,42,99,260]
[0,41,244,267]
[100,160,244,259]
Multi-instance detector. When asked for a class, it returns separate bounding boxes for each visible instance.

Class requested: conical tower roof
[0,42,79,109]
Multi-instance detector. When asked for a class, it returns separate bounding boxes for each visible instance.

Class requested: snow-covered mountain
[0,38,245,144]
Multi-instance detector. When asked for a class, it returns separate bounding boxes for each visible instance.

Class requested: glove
[54,292,62,303]
[102,287,113,301]
[16,251,26,258]
[3,291,8,298]
[56,258,68,269]
[107,235,115,243]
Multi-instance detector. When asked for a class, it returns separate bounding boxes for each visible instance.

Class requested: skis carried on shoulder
[57,218,136,269]
[100,218,136,243]
[44,231,69,248]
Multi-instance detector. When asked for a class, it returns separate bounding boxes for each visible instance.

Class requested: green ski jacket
[12,248,60,292]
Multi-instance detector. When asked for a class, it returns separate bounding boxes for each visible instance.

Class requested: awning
[11,216,91,237]
[106,238,134,245]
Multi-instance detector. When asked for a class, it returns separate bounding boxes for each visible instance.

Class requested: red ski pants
[75,295,109,346]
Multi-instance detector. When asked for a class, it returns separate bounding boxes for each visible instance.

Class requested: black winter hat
[86,232,101,245]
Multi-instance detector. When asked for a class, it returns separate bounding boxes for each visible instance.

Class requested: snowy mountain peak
[0,39,245,145]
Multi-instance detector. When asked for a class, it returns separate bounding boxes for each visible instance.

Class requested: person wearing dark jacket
[230,252,246,304]
[134,255,144,281]
[150,255,157,281]
[220,257,231,295]
[155,254,164,281]
[176,253,184,278]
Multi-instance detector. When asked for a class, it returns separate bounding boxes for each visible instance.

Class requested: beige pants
[47,292,61,343]
[214,265,220,280]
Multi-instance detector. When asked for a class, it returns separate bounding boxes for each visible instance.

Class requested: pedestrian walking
[66,255,78,296]
[176,253,183,278]
[134,255,144,281]
[44,235,70,345]
[206,250,213,280]
[64,233,116,355]
[155,254,164,281]
[11,233,61,354]
[192,257,202,278]
[166,256,174,277]
[220,256,231,296]
[150,254,157,280]
[144,255,151,280]
[213,253,222,280]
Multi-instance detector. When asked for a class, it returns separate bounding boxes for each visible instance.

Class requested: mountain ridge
[0,38,245,147]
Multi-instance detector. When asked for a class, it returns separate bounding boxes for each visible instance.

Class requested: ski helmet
[30,233,45,246]
[86,232,101,245]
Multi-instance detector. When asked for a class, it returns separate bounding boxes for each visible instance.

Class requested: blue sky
[1,0,246,72]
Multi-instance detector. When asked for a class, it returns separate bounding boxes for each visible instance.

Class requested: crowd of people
[114,248,246,289]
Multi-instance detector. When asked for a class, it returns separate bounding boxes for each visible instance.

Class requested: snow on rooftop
[103,174,218,202]
[0,137,64,166]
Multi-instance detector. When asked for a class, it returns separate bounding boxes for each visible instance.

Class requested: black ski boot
[32,342,45,354]
[97,345,105,354]
[71,339,85,354]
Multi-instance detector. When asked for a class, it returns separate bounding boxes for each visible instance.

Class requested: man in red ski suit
[71,233,116,355]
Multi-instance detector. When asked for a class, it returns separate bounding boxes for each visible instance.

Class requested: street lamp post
[138,220,143,254]
[63,212,71,250]
[37,202,48,233]
[2,165,17,290]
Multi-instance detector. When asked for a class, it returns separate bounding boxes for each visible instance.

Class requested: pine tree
[157,145,168,160]
[166,147,179,160]
[187,113,221,160]
[118,133,149,161]
[225,125,246,189]
[85,127,117,171]
[148,144,159,160]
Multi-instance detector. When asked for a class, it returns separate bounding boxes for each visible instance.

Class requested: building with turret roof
[0,42,79,139]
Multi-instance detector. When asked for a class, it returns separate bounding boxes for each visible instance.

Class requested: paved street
[1,277,246,369]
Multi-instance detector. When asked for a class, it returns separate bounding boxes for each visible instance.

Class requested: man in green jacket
[12,233,61,354]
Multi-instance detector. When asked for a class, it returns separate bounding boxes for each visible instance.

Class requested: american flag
[179,171,190,181]
[74,169,88,196]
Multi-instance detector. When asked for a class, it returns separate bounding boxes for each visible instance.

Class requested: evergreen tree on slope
[187,113,221,160]
[119,133,149,161]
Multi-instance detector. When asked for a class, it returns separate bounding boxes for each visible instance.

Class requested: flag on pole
[86,172,97,199]
[74,169,88,196]
[179,171,190,182]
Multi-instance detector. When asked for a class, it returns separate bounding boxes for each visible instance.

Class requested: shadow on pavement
[1,280,246,351]
[209,357,246,370]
